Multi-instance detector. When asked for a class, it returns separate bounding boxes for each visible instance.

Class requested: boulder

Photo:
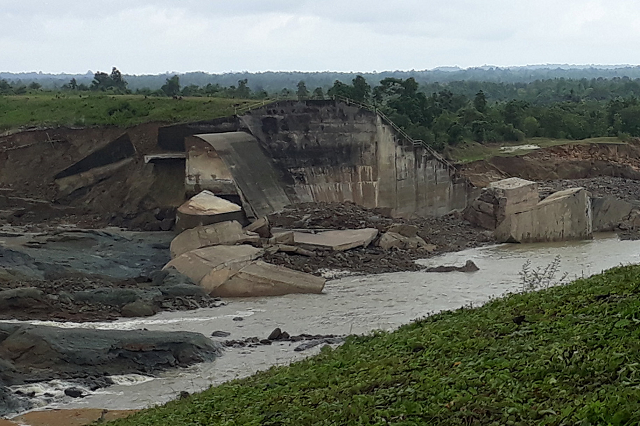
[170,221,260,258]
[292,229,378,251]
[426,260,479,273]
[377,232,435,252]
[243,217,271,238]
[72,288,154,307]
[211,260,325,297]
[0,324,222,385]
[496,187,592,243]
[175,190,245,233]
[387,224,419,238]
[591,196,634,232]
[121,301,156,317]
[0,288,44,310]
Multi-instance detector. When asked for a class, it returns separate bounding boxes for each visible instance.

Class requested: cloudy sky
[2,0,640,74]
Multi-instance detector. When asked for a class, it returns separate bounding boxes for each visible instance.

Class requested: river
[9,233,640,413]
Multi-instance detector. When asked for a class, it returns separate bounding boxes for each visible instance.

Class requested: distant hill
[3,65,640,92]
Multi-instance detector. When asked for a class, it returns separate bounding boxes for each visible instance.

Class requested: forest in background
[3,66,640,152]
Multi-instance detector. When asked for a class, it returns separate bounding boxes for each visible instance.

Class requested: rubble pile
[264,202,494,275]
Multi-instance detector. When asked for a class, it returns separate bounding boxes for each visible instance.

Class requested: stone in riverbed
[64,387,85,398]
[121,301,156,317]
[0,324,223,385]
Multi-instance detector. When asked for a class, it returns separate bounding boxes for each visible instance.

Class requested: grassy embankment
[110,265,640,426]
[0,94,258,130]
[447,137,626,164]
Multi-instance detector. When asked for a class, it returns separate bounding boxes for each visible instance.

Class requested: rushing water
[9,233,640,412]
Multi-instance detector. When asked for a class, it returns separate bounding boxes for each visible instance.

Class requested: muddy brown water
[6,233,640,415]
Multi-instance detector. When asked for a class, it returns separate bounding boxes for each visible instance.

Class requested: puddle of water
[9,233,640,411]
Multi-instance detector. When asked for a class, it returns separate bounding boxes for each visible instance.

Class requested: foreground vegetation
[111,265,640,425]
[0,94,250,130]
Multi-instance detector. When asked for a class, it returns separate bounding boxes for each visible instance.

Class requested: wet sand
[4,409,136,426]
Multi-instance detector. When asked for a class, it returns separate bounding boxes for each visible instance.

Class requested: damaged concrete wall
[184,136,236,197]
[232,100,468,217]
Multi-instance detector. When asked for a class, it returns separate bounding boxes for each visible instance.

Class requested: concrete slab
[194,133,292,218]
[163,245,262,288]
[170,221,260,259]
[293,228,379,251]
[175,190,245,232]
[212,260,325,297]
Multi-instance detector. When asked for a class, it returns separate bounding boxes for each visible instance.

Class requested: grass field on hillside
[448,137,625,163]
[0,94,256,130]
[110,265,640,426]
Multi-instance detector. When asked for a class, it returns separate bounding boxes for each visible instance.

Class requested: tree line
[3,69,640,152]
[324,76,640,151]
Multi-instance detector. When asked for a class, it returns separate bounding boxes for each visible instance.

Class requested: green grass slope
[110,265,640,426]
[0,94,253,130]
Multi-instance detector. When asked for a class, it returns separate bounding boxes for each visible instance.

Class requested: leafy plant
[519,255,569,293]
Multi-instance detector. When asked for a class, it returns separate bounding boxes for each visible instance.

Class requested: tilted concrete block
[170,221,260,259]
[496,187,592,243]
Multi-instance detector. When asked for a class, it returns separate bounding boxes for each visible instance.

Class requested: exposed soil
[538,176,640,204]
[460,141,640,187]
[3,409,137,426]
[0,123,182,232]
[266,202,495,275]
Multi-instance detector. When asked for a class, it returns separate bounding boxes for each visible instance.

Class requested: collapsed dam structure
[158,99,470,220]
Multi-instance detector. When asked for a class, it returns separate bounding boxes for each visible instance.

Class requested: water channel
[10,233,640,413]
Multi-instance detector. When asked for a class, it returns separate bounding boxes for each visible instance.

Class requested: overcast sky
[2,0,640,74]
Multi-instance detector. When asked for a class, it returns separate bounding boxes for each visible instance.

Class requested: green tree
[473,90,487,113]
[296,81,310,100]
[235,79,251,98]
[91,71,111,91]
[327,80,353,99]
[312,87,324,100]
[109,67,127,91]
[161,75,181,97]
[351,75,371,102]
[522,116,540,137]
